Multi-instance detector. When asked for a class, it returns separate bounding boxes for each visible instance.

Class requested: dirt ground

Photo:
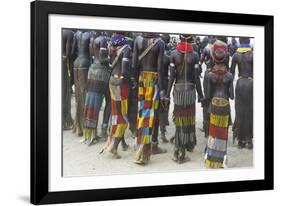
[63,77,253,177]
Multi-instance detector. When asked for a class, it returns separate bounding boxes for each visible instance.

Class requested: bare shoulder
[232,52,240,61]
[157,38,165,47]
[123,45,132,54]
[94,35,106,45]
[134,35,143,50]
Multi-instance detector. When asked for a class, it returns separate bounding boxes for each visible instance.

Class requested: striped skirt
[173,83,196,151]
[83,91,103,129]
[135,71,159,162]
[83,64,110,130]
[205,97,230,168]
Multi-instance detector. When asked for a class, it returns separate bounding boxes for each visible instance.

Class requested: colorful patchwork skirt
[205,97,230,168]
[109,80,129,139]
[135,71,159,162]
[173,82,196,151]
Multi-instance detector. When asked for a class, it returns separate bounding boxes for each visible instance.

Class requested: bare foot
[172,157,179,162]
[109,148,121,159]
[79,138,86,143]
[178,156,190,164]
[152,146,167,155]
[134,159,147,165]
[161,136,169,143]
[111,153,121,159]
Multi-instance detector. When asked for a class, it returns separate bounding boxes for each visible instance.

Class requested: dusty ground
[63,73,253,177]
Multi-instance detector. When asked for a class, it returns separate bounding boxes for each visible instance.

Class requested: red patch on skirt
[143,117,150,127]
[120,83,129,100]
[174,105,195,117]
[110,125,117,134]
[209,124,228,139]
[84,107,98,119]
[111,100,117,115]
[143,101,151,109]
[117,115,126,124]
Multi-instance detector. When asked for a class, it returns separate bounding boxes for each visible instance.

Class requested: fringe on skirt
[205,97,230,168]
[173,83,196,151]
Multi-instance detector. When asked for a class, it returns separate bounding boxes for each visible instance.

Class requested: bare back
[171,50,199,83]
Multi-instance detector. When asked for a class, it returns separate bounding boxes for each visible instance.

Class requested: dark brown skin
[158,43,171,142]
[71,30,91,136]
[63,29,74,59]
[131,33,165,92]
[192,43,199,54]
[90,34,111,134]
[230,44,253,147]
[167,37,204,162]
[132,33,166,152]
[200,42,230,70]
[90,34,108,64]
[229,38,238,56]
[62,29,74,130]
[200,40,230,137]
[108,43,132,153]
[230,50,253,78]
[72,30,91,68]
[166,46,203,101]
[200,45,214,69]
[200,42,213,136]
[160,33,171,94]
[205,64,234,101]
[109,45,131,81]
[195,36,202,57]
[162,50,170,89]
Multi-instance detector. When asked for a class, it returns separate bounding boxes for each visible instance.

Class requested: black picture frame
[31,0,274,204]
